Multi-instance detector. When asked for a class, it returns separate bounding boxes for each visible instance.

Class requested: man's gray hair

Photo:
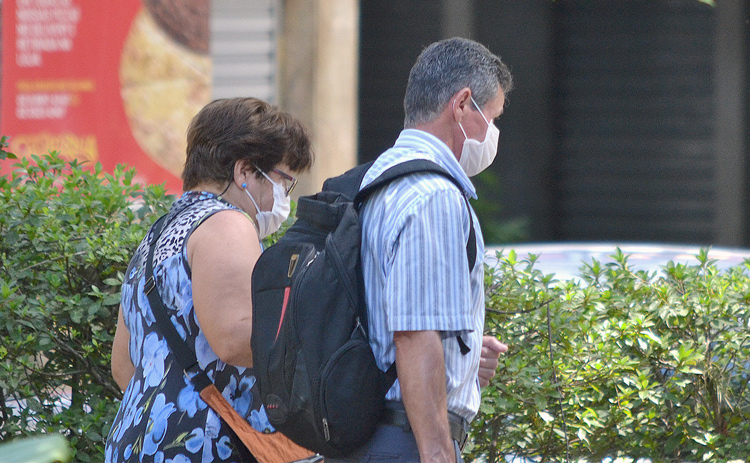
[403,37,513,128]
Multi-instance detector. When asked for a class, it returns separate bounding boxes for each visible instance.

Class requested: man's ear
[451,87,473,122]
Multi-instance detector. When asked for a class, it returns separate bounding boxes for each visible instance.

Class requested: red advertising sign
[1,0,212,194]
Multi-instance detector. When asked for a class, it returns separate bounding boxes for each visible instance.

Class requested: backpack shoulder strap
[354,159,477,271]
[353,159,445,205]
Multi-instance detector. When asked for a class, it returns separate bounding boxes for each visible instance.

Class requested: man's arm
[394,330,455,463]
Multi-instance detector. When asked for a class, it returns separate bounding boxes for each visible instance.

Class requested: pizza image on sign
[119,0,211,179]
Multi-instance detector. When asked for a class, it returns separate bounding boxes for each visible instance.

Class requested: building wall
[212,0,363,194]
[475,1,556,241]
[714,0,749,245]
[358,1,443,163]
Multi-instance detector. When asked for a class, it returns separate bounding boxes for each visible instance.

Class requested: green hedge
[469,250,750,462]
[0,141,172,461]
[1,145,748,462]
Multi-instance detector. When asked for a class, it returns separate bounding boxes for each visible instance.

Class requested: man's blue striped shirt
[359,129,486,422]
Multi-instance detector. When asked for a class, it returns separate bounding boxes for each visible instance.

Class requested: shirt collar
[392,129,477,199]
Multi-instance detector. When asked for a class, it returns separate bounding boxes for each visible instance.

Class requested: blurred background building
[357,0,749,247]
[2,0,748,246]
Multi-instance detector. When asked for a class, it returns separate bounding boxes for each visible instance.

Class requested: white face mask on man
[243,171,291,239]
[456,96,499,177]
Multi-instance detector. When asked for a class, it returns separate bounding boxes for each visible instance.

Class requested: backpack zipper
[318,339,366,446]
[325,233,358,308]
[323,417,330,441]
[289,247,318,335]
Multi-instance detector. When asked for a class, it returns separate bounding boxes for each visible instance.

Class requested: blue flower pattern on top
[105,192,272,462]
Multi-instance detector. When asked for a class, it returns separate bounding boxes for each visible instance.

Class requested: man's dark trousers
[325,423,465,463]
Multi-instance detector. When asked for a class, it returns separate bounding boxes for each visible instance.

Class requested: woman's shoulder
[186,208,259,260]
[170,194,240,230]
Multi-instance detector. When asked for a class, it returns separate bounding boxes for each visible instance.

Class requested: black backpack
[250,159,476,457]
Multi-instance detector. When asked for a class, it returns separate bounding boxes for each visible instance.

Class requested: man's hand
[479,335,508,387]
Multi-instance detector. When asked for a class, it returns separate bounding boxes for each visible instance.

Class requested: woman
[106,98,313,462]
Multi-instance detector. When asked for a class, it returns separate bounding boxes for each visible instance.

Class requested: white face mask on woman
[243,171,291,239]
[457,96,499,177]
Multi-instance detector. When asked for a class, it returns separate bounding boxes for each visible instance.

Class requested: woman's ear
[233,160,254,188]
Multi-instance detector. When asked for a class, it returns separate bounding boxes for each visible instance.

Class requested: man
[338,38,513,462]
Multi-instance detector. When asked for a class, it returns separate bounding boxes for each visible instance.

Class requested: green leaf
[1,281,14,299]
[538,410,555,423]
[577,427,588,444]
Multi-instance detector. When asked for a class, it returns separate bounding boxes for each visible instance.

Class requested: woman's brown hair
[182,98,313,190]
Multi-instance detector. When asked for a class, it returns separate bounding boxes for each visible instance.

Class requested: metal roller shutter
[211,0,278,102]
[552,0,716,243]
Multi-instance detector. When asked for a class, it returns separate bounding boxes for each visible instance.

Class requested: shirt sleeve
[383,186,473,333]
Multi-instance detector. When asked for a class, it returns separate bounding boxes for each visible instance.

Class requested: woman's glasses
[272,168,298,196]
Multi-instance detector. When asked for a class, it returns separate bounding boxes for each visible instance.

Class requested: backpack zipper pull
[288,253,299,277]
[323,418,330,441]
[355,317,367,339]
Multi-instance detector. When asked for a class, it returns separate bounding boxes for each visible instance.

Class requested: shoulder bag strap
[144,214,319,463]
